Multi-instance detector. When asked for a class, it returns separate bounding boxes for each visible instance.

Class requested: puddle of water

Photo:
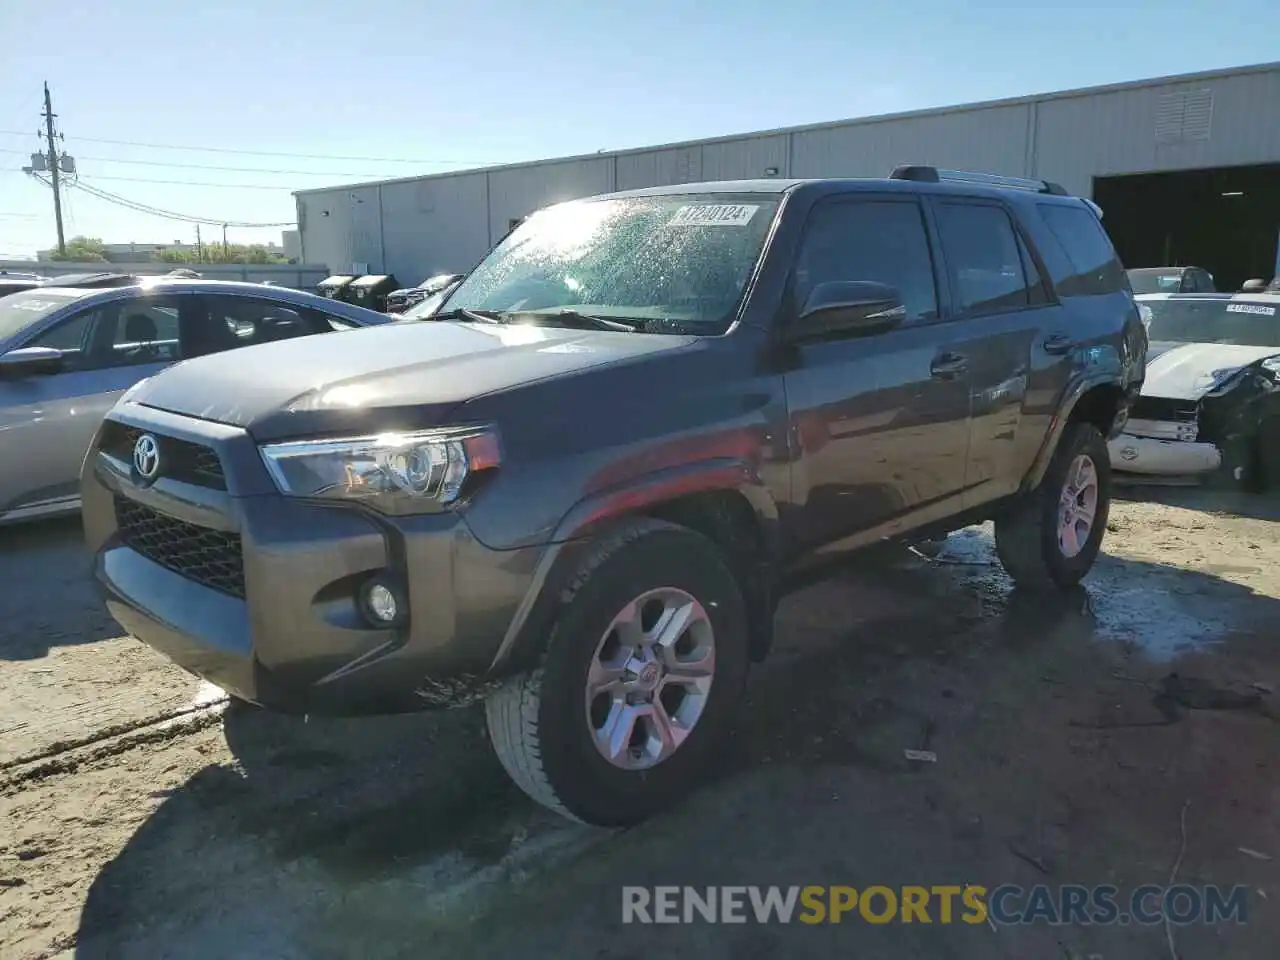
[1089,582,1230,662]
[928,527,1233,664]
[932,526,998,566]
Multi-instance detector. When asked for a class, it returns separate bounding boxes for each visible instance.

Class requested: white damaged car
[1110,292,1280,487]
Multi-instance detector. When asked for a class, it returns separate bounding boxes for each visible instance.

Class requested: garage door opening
[1093,163,1280,293]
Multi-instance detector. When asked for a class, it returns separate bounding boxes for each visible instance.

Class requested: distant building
[294,60,1280,293]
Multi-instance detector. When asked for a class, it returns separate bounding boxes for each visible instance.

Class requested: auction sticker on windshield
[10,299,65,311]
[668,204,760,227]
[1227,303,1276,315]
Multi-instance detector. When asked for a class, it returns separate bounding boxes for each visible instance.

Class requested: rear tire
[995,422,1111,590]
[485,518,749,826]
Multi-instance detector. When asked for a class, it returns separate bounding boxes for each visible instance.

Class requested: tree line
[48,236,290,264]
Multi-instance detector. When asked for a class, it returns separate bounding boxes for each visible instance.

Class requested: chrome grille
[99,422,226,490]
[1130,397,1198,423]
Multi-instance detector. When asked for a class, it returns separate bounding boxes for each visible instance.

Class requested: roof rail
[888,165,1070,196]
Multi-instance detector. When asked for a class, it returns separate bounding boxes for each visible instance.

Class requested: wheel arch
[488,460,780,674]
[1023,377,1127,493]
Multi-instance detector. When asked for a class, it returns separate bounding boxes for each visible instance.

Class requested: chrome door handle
[930,352,968,379]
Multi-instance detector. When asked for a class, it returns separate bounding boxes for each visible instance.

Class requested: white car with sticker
[1113,293,1280,482]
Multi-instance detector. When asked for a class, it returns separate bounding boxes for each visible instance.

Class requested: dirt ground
[2,489,1279,960]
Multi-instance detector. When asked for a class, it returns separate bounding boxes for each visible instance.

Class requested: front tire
[1251,416,1280,492]
[995,422,1111,589]
[485,518,750,826]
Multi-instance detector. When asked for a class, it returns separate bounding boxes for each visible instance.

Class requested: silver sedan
[0,278,389,525]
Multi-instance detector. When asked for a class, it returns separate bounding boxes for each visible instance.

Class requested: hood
[1142,341,1280,400]
[129,320,695,440]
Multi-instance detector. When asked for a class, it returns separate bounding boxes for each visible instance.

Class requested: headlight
[259,427,500,512]
[1200,366,1248,398]
[1209,365,1243,382]
[1206,365,1247,390]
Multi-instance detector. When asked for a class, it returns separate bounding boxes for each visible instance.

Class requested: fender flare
[487,458,779,673]
[1023,374,1127,492]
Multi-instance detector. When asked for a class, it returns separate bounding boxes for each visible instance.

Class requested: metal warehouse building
[295,61,1280,294]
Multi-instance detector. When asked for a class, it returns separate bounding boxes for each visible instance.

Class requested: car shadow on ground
[0,515,120,659]
[72,544,1280,959]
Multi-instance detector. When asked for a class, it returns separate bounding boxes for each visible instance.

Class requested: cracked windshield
[2,0,1279,958]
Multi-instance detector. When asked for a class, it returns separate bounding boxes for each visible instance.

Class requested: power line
[0,128,494,165]
[80,173,300,191]
[71,179,295,227]
[30,172,295,228]
[0,145,413,178]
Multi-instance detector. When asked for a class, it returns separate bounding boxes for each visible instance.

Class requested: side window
[201,297,325,351]
[311,309,357,332]
[110,302,182,367]
[933,202,1033,315]
[28,311,94,353]
[793,199,939,324]
[27,310,97,371]
[1037,203,1127,297]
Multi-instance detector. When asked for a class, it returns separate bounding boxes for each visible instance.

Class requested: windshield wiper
[433,307,505,324]
[515,310,641,332]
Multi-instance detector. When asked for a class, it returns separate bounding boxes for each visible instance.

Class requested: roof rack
[888,165,1070,196]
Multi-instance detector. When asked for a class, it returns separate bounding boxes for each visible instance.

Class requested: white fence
[0,260,331,291]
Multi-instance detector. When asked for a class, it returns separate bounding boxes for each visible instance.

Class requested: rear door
[927,197,1064,506]
[191,294,352,356]
[780,195,973,553]
[1032,201,1137,448]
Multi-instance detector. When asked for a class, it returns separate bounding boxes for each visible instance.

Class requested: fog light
[359,576,406,627]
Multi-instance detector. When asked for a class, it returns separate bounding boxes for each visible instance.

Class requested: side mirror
[787,281,906,342]
[0,346,64,378]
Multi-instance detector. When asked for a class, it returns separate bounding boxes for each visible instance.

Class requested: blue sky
[0,0,1276,257]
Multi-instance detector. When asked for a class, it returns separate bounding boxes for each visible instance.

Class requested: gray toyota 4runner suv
[83,166,1146,826]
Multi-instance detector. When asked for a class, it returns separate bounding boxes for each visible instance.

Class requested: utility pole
[222,223,228,258]
[41,82,66,257]
[195,223,203,262]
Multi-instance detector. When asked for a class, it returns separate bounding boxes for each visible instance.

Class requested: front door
[0,298,183,519]
[780,195,973,555]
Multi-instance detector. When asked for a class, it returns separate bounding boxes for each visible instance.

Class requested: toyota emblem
[133,434,161,480]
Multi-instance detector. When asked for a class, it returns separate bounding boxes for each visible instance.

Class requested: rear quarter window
[1037,203,1128,297]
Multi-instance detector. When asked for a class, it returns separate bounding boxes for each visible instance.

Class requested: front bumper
[83,404,544,715]
[1108,432,1222,478]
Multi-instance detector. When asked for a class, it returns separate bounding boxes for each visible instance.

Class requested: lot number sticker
[668,204,759,227]
[1227,302,1277,316]
[11,299,62,311]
